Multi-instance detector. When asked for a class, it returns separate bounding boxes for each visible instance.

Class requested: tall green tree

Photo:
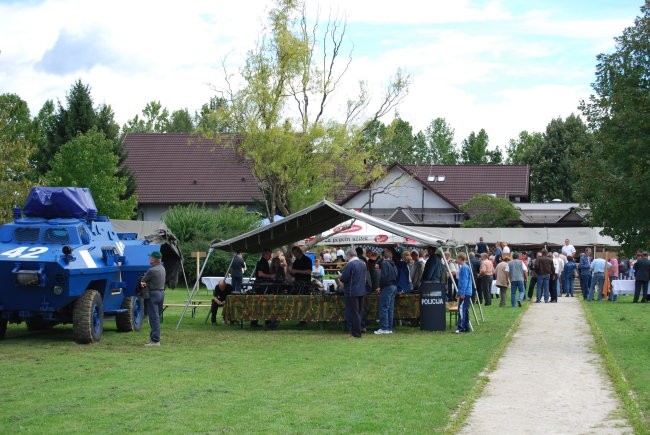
[362,116,420,164]
[423,117,458,164]
[44,129,137,219]
[527,114,591,202]
[577,1,650,249]
[0,94,36,222]
[460,194,520,227]
[505,130,543,164]
[220,0,408,218]
[460,129,501,164]
[34,80,123,175]
[122,101,171,133]
[170,108,195,133]
[195,96,235,134]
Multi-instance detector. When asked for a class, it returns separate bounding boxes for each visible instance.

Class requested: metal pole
[177,247,214,330]
[464,245,485,321]
[179,255,191,297]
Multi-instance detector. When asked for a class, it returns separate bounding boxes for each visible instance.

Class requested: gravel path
[459,297,632,434]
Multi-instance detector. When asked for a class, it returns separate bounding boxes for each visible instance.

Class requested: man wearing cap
[633,251,650,303]
[140,251,166,346]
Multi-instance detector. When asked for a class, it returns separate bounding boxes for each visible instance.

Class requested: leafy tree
[460,194,520,227]
[44,129,137,218]
[423,117,458,164]
[122,100,170,133]
[0,94,36,222]
[170,108,194,133]
[362,116,420,164]
[505,130,543,164]
[33,80,130,195]
[460,129,501,164]
[577,1,650,249]
[527,114,591,202]
[196,96,236,134]
[219,0,408,218]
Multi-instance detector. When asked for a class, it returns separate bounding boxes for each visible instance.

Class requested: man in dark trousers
[339,248,367,338]
[140,251,166,346]
[230,252,246,293]
[633,251,650,303]
[535,249,554,303]
[211,279,233,325]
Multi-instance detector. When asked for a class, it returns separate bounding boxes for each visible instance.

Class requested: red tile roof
[122,133,263,205]
[402,164,530,207]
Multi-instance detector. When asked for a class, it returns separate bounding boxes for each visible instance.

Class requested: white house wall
[342,167,457,224]
[344,167,452,209]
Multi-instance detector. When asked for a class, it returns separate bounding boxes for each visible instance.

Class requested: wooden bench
[447,304,458,329]
[161,303,209,321]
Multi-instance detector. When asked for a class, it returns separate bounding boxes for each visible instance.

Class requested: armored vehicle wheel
[26,316,54,331]
[73,289,103,344]
[116,296,144,332]
[0,319,7,340]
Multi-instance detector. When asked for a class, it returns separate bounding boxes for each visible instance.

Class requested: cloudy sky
[0,0,643,148]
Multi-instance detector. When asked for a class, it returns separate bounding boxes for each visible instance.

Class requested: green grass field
[582,296,650,434]
[0,290,523,434]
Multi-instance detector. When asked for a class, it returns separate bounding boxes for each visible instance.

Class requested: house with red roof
[122,133,262,221]
[123,134,586,227]
[338,163,531,226]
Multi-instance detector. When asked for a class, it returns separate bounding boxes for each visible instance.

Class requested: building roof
[516,203,589,225]
[337,163,530,209]
[122,133,263,205]
[401,164,530,207]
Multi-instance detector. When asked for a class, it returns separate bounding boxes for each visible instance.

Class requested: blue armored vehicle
[0,187,161,343]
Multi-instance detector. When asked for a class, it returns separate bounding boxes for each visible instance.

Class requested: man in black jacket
[211,279,233,325]
[633,251,650,303]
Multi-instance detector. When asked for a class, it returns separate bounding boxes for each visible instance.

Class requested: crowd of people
[207,238,650,337]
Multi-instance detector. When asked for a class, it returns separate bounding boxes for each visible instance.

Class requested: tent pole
[177,247,214,330]
[463,245,485,321]
[179,255,191,297]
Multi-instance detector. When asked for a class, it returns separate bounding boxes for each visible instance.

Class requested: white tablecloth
[201,276,252,290]
[611,279,635,296]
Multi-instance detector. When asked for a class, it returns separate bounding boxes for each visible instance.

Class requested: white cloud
[0,0,640,149]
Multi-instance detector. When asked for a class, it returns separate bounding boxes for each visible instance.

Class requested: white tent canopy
[314,216,422,246]
[416,227,619,248]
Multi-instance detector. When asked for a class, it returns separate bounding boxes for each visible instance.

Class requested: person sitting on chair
[312,259,325,282]
[211,279,232,326]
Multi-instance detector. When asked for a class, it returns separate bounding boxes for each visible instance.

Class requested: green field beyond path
[0,289,522,433]
[583,298,650,434]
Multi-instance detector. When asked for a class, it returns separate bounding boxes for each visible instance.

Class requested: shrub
[163,204,260,283]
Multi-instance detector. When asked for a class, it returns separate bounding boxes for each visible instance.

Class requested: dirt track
[459,297,632,434]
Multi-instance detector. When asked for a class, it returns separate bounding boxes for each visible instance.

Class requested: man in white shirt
[561,239,576,258]
[553,252,564,297]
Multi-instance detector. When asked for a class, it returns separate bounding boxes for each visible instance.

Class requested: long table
[611,279,635,296]
[223,293,421,323]
[202,276,337,292]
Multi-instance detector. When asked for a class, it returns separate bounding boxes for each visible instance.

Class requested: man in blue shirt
[455,252,472,333]
[588,257,608,301]
[578,252,592,300]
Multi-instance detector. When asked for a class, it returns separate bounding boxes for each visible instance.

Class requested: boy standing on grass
[456,252,472,334]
